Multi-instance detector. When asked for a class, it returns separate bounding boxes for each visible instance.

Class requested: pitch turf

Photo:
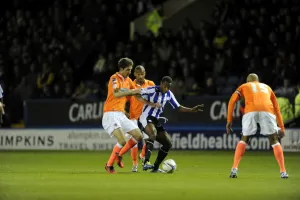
[0,151,299,200]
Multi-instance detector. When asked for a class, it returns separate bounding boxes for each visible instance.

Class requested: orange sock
[272,143,286,172]
[141,143,146,158]
[107,143,122,166]
[119,138,137,157]
[131,145,138,165]
[232,141,247,169]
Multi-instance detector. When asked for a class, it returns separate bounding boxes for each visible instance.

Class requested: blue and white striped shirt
[140,86,180,118]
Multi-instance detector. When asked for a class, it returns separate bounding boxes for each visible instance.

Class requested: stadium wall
[23,97,242,127]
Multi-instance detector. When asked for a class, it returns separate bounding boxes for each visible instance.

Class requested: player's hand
[192,104,204,112]
[226,122,233,134]
[278,129,285,139]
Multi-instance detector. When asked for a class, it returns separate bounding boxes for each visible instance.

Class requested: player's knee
[118,140,126,146]
[134,134,143,141]
[131,132,143,141]
[148,134,156,141]
[241,136,250,144]
[268,134,278,145]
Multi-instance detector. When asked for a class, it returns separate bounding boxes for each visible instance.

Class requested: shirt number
[250,83,268,94]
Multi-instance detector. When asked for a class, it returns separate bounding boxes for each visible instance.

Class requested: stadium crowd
[0,0,300,123]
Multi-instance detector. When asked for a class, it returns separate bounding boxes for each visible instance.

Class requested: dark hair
[161,76,172,85]
[118,57,133,69]
[135,65,145,71]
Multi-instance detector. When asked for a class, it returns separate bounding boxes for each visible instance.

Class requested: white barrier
[0,129,299,152]
[281,129,300,152]
[0,129,116,150]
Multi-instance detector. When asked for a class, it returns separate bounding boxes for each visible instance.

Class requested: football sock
[107,143,123,166]
[140,143,146,158]
[131,144,138,165]
[232,141,247,169]
[153,147,169,170]
[119,137,137,157]
[272,143,286,172]
[144,139,154,163]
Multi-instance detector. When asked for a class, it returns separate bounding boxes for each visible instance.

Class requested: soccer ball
[162,159,177,173]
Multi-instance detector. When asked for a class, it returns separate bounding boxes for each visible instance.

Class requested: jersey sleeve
[149,81,155,86]
[169,91,180,109]
[270,90,285,131]
[110,76,120,90]
[141,86,156,95]
[227,86,241,122]
[235,85,243,97]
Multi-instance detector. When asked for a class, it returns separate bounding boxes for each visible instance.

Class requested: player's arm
[226,89,241,134]
[134,94,161,108]
[113,88,141,98]
[270,90,285,132]
[166,91,203,112]
[227,92,240,123]
[178,105,204,112]
[138,86,161,108]
[112,77,141,98]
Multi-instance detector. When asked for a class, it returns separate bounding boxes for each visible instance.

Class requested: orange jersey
[129,79,155,120]
[103,73,135,113]
[227,81,284,130]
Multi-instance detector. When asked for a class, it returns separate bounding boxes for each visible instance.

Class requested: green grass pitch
[0,151,299,200]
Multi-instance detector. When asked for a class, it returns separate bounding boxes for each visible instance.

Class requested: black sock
[144,140,154,164]
[153,148,168,170]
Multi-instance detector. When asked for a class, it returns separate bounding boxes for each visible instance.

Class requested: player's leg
[151,130,172,172]
[230,112,257,178]
[259,112,288,178]
[143,123,157,162]
[130,142,138,169]
[268,134,288,178]
[140,135,149,161]
[106,130,127,173]
[129,120,139,172]
[116,115,143,168]
[102,112,127,173]
[137,115,157,166]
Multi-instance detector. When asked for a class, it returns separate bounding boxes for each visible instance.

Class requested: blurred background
[0,0,299,129]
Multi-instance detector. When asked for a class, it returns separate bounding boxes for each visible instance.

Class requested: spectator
[14,76,33,101]
[213,29,228,50]
[213,52,225,76]
[274,78,296,97]
[52,84,62,98]
[72,81,91,100]
[200,77,217,96]
[295,82,300,118]
[157,39,172,62]
[37,63,54,90]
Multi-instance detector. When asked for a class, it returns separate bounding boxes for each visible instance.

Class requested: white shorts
[242,111,278,136]
[102,112,138,137]
[139,113,148,129]
[125,119,149,139]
